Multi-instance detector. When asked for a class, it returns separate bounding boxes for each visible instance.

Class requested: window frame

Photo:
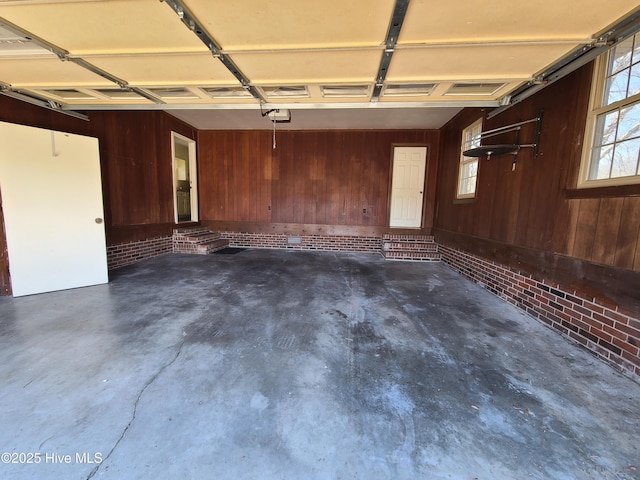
[578,35,640,189]
[456,117,483,199]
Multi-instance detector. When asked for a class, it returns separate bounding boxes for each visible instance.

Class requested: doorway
[172,132,198,223]
[389,146,427,228]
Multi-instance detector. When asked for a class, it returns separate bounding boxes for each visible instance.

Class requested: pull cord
[272,119,276,149]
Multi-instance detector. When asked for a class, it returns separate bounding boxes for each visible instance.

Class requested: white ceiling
[0,0,639,129]
[169,106,463,130]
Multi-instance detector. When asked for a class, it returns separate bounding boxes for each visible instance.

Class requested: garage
[0,1,639,478]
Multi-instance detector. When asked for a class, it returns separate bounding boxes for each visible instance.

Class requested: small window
[202,86,252,98]
[382,83,436,97]
[261,86,309,98]
[321,84,370,98]
[445,83,506,96]
[43,89,96,100]
[148,87,199,100]
[94,89,145,100]
[457,118,482,199]
[579,32,640,187]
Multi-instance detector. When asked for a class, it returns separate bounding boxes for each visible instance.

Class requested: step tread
[382,233,434,242]
[174,232,222,242]
[173,229,228,255]
[383,242,438,251]
[200,238,229,247]
[173,227,210,235]
[383,250,442,262]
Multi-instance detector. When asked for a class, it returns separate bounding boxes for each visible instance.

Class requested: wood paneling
[436,62,640,274]
[202,220,426,237]
[198,130,439,231]
[88,111,196,235]
[434,229,640,315]
[0,94,91,137]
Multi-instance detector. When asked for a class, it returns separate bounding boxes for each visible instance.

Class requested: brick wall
[107,236,172,269]
[439,244,640,381]
[222,232,382,253]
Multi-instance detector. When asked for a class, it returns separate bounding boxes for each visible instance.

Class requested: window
[457,118,482,198]
[580,32,640,187]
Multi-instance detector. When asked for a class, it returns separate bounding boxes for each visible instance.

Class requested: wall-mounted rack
[463,109,544,170]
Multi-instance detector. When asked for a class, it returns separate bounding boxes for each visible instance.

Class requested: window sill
[565,183,640,199]
[453,196,476,204]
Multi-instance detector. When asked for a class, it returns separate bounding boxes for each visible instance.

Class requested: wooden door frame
[0,187,11,295]
[387,143,429,229]
[171,132,198,224]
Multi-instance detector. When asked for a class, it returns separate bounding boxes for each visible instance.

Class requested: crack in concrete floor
[0,250,638,480]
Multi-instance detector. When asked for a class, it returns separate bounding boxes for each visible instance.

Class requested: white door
[389,146,427,228]
[0,122,108,297]
[172,132,198,223]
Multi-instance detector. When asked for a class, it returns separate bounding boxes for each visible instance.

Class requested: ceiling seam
[371,0,411,102]
[160,0,266,103]
[0,16,165,106]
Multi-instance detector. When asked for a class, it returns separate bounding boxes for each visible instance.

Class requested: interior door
[172,132,198,223]
[0,121,108,297]
[389,146,427,228]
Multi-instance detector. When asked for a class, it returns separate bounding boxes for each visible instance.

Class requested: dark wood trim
[107,223,180,245]
[453,197,476,205]
[0,188,11,296]
[564,184,640,199]
[203,221,432,237]
[434,228,640,315]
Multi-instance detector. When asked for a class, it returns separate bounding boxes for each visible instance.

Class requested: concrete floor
[0,250,639,480]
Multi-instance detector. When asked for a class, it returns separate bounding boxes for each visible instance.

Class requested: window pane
[594,110,619,146]
[584,34,640,186]
[589,145,613,180]
[459,174,477,195]
[458,159,478,195]
[632,33,640,65]
[467,161,478,177]
[611,138,640,178]
[460,161,473,180]
[609,36,634,75]
[615,102,640,141]
[629,62,640,98]
[605,69,630,105]
[458,118,481,197]
[463,129,481,150]
[464,176,477,194]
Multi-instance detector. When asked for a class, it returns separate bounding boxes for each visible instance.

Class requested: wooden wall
[198,130,440,235]
[87,111,196,244]
[435,63,640,312]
